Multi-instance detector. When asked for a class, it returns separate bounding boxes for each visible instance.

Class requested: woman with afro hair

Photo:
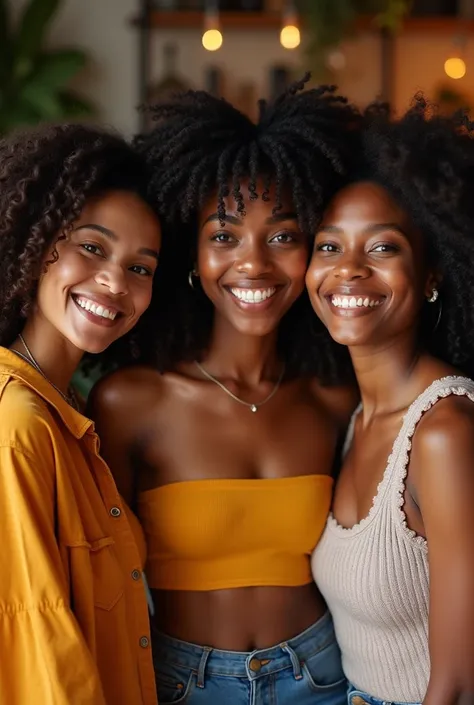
[309,98,474,705]
[0,123,162,705]
[89,76,359,705]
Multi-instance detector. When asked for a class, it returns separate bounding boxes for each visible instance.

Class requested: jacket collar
[0,347,94,439]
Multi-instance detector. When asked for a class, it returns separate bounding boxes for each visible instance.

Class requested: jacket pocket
[67,536,125,611]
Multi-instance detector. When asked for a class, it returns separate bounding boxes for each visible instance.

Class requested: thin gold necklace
[15,333,79,410]
[195,361,285,413]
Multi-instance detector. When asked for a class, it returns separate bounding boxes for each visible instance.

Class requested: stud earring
[427,288,439,303]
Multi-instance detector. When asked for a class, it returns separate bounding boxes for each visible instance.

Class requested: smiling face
[196,180,310,338]
[35,190,161,354]
[305,181,438,350]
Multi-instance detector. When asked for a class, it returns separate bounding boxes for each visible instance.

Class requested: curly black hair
[114,75,359,383]
[0,122,153,351]
[353,95,474,376]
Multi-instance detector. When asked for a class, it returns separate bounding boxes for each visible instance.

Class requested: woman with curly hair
[89,76,358,705]
[308,99,474,705]
[0,123,161,705]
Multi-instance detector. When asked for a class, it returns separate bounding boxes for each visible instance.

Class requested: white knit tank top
[312,376,474,703]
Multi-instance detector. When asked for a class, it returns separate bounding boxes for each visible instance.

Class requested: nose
[94,263,128,296]
[333,250,369,281]
[235,240,272,277]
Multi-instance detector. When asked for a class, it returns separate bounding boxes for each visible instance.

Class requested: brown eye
[130,265,152,276]
[270,232,294,244]
[371,243,399,253]
[211,232,235,243]
[316,243,339,253]
[80,243,102,255]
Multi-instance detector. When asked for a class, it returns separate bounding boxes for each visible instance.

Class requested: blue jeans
[153,611,347,704]
[347,685,422,705]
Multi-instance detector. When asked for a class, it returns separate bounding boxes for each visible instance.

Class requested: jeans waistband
[153,610,335,683]
[348,685,422,705]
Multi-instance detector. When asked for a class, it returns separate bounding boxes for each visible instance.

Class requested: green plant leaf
[58,89,95,118]
[0,97,40,134]
[15,0,61,72]
[30,50,87,90]
[300,0,412,75]
[21,80,62,120]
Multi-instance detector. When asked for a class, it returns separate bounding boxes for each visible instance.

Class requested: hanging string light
[280,0,300,50]
[202,0,223,52]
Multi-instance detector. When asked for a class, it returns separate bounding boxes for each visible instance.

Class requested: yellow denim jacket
[0,347,157,705]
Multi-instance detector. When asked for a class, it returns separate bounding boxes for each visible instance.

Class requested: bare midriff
[152,583,327,650]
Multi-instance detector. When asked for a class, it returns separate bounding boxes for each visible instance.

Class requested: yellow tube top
[138,475,333,591]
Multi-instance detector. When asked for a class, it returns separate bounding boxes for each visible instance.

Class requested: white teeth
[331,295,383,310]
[230,287,276,303]
[74,296,118,320]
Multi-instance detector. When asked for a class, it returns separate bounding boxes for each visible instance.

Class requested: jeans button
[351,697,369,705]
[249,658,261,672]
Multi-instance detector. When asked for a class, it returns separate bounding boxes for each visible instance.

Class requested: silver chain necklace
[195,360,285,413]
[15,333,79,410]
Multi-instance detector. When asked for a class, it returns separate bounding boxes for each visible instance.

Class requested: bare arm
[411,401,474,705]
[87,371,139,507]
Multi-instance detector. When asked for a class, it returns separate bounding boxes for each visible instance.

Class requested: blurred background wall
[7,0,474,136]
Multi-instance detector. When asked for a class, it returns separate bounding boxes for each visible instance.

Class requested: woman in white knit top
[306,98,474,705]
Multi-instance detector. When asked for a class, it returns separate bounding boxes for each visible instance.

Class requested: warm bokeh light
[444,57,466,79]
[326,49,346,72]
[202,28,223,51]
[280,25,300,50]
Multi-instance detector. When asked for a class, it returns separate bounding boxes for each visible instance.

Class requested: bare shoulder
[413,392,474,460]
[87,365,165,433]
[308,377,359,429]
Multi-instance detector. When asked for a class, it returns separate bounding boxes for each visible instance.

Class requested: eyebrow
[318,222,409,238]
[75,223,160,260]
[202,211,298,227]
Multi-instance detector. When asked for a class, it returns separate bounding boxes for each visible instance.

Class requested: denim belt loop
[196,646,212,688]
[280,642,303,680]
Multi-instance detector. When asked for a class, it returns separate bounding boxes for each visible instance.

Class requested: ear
[424,270,442,300]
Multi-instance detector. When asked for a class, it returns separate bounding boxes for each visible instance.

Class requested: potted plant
[0,0,94,135]
[299,0,411,77]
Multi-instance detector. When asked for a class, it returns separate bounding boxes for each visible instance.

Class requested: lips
[71,293,125,327]
[229,286,277,304]
[330,295,385,309]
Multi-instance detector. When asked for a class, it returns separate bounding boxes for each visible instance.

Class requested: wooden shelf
[133,10,474,33]
[398,15,474,32]
[138,10,282,29]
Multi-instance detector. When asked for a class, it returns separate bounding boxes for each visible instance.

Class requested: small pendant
[250,405,258,413]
